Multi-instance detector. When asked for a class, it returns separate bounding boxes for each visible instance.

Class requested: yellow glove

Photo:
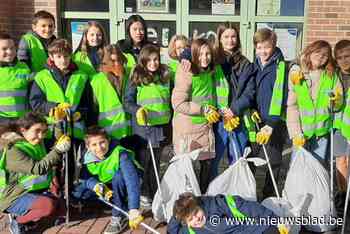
[256,125,273,145]
[290,70,304,85]
[278,224,289,234]
[329,87,343,109]
[49,107,66,122]
[54,134,71,153]
[251,111,261,124]
[67,111,81,122]
[93,183,113,201]
[57,102,71,111]
[203,105,220,124]
[223,116,240,132]
[292,136,306,148]
[136,107,148,126]
[128,209,144,230]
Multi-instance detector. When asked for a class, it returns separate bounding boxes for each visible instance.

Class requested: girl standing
[124,44,172,207]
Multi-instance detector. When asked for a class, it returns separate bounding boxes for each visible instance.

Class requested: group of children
[0,9,350,234]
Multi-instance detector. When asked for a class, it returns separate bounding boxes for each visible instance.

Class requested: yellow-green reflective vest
[0,62,31,118]
[214,65,229,109]
[34,69,88,139]
[86,146,142,183]
[269,61,286,117]
[124,53,137,71]
[189,70,217,125]
[22,33,48,72]
[188,195,246,234]
[136,79,171,126]
[0,141,52,195]
[72,51,97,78]
[293,71,337,139]
[243,110,257,142]
[91,72,131,140]
[334,89,350,141]
[168,59,179,82]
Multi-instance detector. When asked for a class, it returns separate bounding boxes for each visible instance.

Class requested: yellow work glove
[292,135,306,148]
[54,135,71,153]
[256,125,273,145]
[49,107,66,122]
[93,183,113,201]
[278,224,289,234]
[329,87,343,109]
[57,102,71,111]
[223,116,240,132]
[203,105,220,124]
[290,70,304,85]
[136,107,148,126]
[67,111,81,122]
[251,111,262,124]
[128,209,144,230]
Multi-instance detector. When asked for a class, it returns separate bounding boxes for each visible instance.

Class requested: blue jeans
[80,153,141,217]
[6,193,38,216]
[209,121,248,181]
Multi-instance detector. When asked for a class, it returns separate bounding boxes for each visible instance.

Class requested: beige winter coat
[171,66,215,160]
[286,64,342,139]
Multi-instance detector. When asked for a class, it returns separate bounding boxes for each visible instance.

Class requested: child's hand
[54,135,71,153]
[290,70,304,85]
[128,209,144,230]
[136,107,148,126]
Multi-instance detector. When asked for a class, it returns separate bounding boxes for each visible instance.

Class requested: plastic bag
[283,147,336,232]
[206,147,265,201]
[152,149,202,222]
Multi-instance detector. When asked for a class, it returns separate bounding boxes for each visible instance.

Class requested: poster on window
[71,21,88,51]
[257,0,280,16]
[212,0,235,15]
[137,0,169,13]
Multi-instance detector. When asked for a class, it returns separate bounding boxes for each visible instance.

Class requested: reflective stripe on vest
[215,65,229,109]
[72,51,97,77]
[293,71,337,138]
[269,61,286,116]
[22,33,48,72]
[34,69,88,139]
[0,62,30,118]
[136,80,171,126]
[190,71,217,124]
[86,146,141,183]
[187,195,246,234]
[91,72,131,139]
[15,141,52,192]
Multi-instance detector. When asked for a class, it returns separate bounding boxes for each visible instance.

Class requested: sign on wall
[137,0,169,13]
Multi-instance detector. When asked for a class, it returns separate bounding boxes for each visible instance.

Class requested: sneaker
[103,216,128,234]
[8,214,26,234]
[140,195,152,209]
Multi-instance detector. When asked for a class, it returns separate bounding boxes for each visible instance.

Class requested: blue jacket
[254,47,288,128]
[220,53,257,116]
[167,194,277,234]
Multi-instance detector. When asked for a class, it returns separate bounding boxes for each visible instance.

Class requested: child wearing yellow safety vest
[0,112,71,233]
[80,126,143,234]
[0,32,32,125]
[287,40,341,163]
[331,39,350,214]
[167,35,190,80]
[18,10,56,73]
[90,44,133,148]
[124,44,172,208]
[72,21,108,78]
[252,28,290,199]
[172,38,225,193]
[168,192,287,234]
[209,22,257,182]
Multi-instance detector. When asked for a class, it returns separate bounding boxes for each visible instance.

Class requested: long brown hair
[168,35,190,60]
[130,44,170,86]
[75,21,107,62]
[190,38,215,75]
[214,22,241,64]
[300,40,336,76]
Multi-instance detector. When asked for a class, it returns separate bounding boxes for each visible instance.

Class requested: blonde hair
[168,35,189,60]
[253,28,277,47]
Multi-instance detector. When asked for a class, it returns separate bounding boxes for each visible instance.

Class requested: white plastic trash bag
[152,149,202,222]
[206,147,265,201]
[283,147,336,232]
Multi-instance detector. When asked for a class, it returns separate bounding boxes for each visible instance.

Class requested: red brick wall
[0,0,59,41]
[306,0,350,47]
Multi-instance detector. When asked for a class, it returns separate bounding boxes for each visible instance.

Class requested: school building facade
[1,0,350,61]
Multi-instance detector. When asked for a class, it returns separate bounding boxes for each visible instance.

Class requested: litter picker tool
[98,197,160,234]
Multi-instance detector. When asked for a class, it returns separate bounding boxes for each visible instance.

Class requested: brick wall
[0,0,59,41]
[306,0,350,46]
